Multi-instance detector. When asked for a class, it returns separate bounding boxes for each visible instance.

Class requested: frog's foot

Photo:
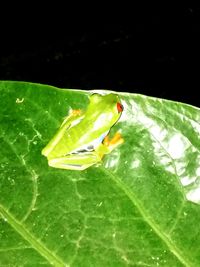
[103,132,124,151]
[61,109,83,127]
[71,109,82,116]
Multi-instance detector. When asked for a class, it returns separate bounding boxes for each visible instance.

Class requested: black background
[0,8,200,106]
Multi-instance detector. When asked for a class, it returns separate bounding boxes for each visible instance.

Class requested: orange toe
[71,109,82,116]
[103,132,124,147]
[109,132,124,145]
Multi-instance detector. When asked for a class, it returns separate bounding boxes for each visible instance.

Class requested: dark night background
[0,8,200,107]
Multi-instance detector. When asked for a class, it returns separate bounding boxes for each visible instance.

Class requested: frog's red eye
[117,102,123,113]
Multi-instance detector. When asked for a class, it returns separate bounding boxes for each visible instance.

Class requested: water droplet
[1,163,5,169]
[10,179,15,185]
[131,159,140,168]
[97,201,102,207]
[112,232,116,238]
[60,234,64,238]
[16,98,24,104]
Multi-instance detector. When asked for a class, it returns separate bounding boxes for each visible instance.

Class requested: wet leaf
[1,81,200,266]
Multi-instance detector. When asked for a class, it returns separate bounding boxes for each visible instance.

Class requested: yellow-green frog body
[42,93,124,170]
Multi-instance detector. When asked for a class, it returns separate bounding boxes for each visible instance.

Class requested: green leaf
[1,81,200,266]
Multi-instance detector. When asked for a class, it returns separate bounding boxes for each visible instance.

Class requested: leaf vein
[0,206,68,267]
[100,167,192,267]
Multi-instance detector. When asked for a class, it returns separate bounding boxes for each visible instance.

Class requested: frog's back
[50,116,110,157]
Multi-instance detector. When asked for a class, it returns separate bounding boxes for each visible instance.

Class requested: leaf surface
[1,81,200,266]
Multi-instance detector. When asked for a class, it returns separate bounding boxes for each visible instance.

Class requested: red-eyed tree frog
[42,93,124,170]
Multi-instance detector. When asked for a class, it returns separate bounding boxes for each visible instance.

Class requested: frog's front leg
[103,132,124,152]
[48,152,102,170]
[95,132,124,159]
[60,109,82,127]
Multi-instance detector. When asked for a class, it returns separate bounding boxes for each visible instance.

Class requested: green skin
[42,93,123,170]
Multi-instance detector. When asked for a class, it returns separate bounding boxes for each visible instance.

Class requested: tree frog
[42,93,124,170]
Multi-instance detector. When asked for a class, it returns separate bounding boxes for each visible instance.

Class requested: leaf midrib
[0,205,67,267]
[100,167,191,267]
[0,166,191,267]
[0,84,194,266]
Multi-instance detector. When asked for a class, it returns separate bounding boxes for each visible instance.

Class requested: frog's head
[87,93,123,129]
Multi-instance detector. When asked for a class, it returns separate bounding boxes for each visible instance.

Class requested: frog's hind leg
[48,152,101,170]
[42,109,84,157]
